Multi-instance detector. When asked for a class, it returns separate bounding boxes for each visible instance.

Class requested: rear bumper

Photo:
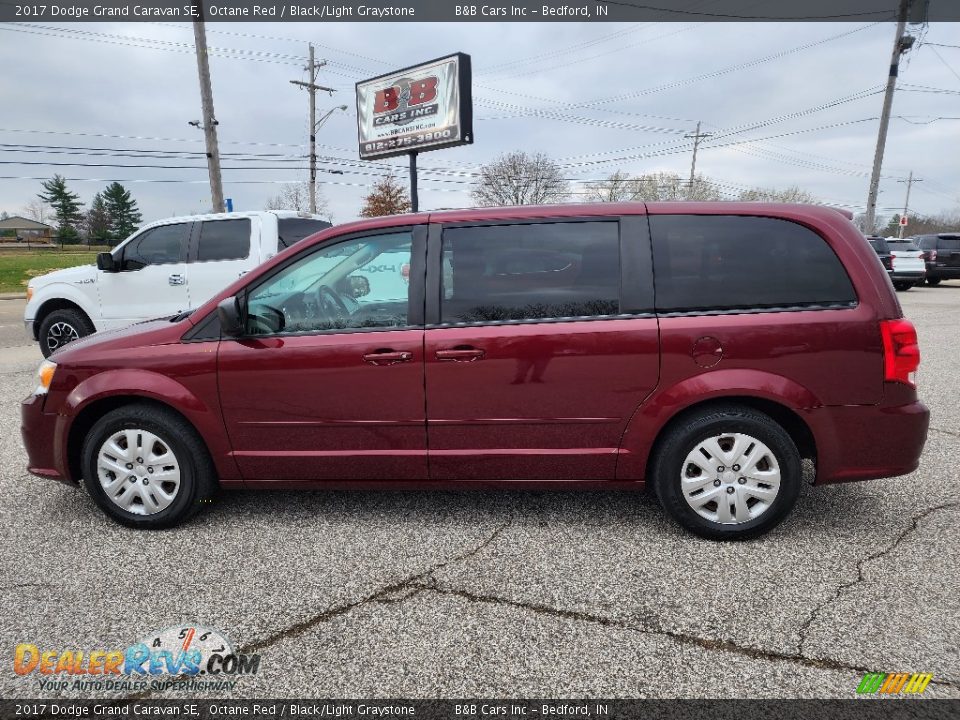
[890,270,925,282]
[926,264,960,280]
[21,393,73,484]
[807,399,929,484]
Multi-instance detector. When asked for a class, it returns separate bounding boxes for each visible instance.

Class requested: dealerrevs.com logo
[14,625,260,693]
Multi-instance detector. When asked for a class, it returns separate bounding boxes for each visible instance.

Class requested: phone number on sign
[364,130,454,153]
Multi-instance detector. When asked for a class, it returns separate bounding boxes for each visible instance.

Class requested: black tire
[38,308,94,358]
[926,277,941,286]
[81,403,217,529]
[651,405,802,541]
[893,281,912,292]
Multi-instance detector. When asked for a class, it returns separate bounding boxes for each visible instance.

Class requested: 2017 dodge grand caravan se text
[21,203,929,540]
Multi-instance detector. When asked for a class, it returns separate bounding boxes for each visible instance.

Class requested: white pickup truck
[25,211,331,357]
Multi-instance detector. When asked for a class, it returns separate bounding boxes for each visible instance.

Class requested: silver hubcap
[47,322,79,350]
[681,432,781,525]
[96,429,181,515]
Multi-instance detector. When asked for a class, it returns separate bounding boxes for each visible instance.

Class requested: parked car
[882,237,927,290]
[21,203,929,540]
[911,233,960,285]
[866,235,894,276]
[24,211,332,357]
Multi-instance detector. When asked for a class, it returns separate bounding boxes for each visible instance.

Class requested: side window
[650,215,857,312]
[196,219,251,262]
[277,218,332,249]
[245,231,414,335]
[122,224,188,270]
[440,222,620,324]
[939,238,960,251]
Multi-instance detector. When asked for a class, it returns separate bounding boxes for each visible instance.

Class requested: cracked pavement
[0,287,958,699]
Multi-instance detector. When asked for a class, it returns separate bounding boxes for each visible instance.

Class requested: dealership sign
[355,53,473,160]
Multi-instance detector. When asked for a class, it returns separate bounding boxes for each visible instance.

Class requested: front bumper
[807,398,929,484]
[21,393,73,485]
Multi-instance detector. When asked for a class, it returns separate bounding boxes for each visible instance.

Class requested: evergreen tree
[84,193,112,243]
[38,174,84,243]
[102,182,143,240]
[359,174,411,217]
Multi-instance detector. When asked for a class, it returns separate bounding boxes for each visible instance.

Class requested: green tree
[84,193,112,243]
[38,174,84,243]
[738,185,817,203]
[102,182,143,241]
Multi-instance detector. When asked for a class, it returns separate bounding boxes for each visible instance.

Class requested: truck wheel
[651,405,802,540]
[893,281,912,291]
[926,277,941,286]
[81,403,217,529]
[38,309,94,357]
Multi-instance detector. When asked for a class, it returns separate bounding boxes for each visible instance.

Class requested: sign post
[356,53,473,212]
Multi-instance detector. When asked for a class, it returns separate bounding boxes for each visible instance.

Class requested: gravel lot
[1,288,958,699]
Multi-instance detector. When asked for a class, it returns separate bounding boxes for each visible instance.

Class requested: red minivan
[21,203,929,539]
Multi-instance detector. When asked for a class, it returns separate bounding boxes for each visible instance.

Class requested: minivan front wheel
[81,404,216,529]
[651,405,802,540]
[38,308,94,357]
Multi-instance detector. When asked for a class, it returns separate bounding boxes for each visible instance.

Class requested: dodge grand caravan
[21,203,929,539]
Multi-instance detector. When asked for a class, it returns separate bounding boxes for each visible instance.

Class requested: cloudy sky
[0,12,957,226]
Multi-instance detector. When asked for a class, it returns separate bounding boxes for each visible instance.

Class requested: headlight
[35,360,57,395]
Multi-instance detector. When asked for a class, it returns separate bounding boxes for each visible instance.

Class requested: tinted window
[196,219,251,262]
[123,224,187,270]
[651,215,856,312]
[886,239,919,251]
[246,231,413,335]
[868,238,890,253]
[277,218,332,249]
[440,222,620,324]
[939,237,960,251]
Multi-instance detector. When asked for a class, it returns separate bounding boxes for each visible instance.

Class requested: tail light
[928,249,937,262]
[882,256,893,270]
[401,263,410,284]
[880,318,920,386]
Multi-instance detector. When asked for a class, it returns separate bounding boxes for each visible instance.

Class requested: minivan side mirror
[217,296,245,337]
[96,252,118,272]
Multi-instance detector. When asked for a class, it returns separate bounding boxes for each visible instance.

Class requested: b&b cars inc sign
[355,53,473,160]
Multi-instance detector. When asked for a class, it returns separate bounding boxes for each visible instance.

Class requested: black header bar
[1,0,958,23]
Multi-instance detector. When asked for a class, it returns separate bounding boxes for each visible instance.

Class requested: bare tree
[592,171,722,202]
[265,181,330,219]
[473,151,570,206]
[738,185,817,203]
[22,198,52,224]
[359,174,411,218]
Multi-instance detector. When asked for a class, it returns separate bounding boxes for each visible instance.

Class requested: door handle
[168,274,185,286]
[362,350,413,366]
[436,347,485,362]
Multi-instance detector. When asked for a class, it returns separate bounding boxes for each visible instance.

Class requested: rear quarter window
[196,218,251,262]
[650,215,857,312]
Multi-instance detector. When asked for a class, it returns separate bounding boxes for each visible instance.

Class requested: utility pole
[290,44,335,215]
[864,0,915,235]
[685,121,712,200]
[897,170,922,238]
[192,0,225,213]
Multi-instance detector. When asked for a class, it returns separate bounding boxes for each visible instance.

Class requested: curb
[0,293,27,300]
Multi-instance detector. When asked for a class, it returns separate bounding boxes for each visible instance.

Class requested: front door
[217,226,428,483]
[424,219,660,481]
[98,222,191,329]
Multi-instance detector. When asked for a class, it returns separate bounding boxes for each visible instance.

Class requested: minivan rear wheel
[81,404,217,529]
[651,405,802,540]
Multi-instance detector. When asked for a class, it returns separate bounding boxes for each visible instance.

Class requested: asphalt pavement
[0,289,957,699]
